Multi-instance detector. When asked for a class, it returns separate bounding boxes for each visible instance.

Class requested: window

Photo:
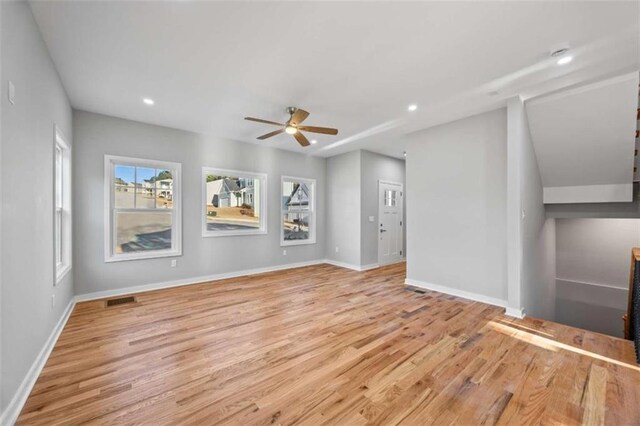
[385,189,398,207]
[281,176,316,246]
[105,155,181,262]
[202,167,267,237]
[55,127,71,283]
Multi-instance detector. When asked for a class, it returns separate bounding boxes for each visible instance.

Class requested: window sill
[105,249,182,263]
[202,229,268,238]
[56,264,72,285]
[281,238,317,247]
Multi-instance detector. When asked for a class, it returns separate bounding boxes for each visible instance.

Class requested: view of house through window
[106,156,181,261]
[203,168,266,236]
[282,177,315,245]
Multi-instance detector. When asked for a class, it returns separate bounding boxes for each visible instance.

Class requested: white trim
[556,277,628,291]
[56,264,72,284]
[359,263,380,271]
[404,278,508,308]
[201,167,268,237]
[324,259,379,272]
[54,125,72,286]
[505,307,526,318]
[556,278,628,310]
[281,176,317,246]
[104,155,182,263]
[75,259,326,302]
[543,183,633,204]
[0,299,75,426]
[506,96,524,317]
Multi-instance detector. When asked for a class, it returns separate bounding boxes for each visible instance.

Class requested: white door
[378,181,403,265]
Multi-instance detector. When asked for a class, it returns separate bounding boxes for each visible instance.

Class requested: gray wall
[325,151,361,266]
[555,218,640,337]
[519,101,556,320]
[73,111,326,296]
[1,0,73,413]
[360,150,405,267]
[406,109,508,301]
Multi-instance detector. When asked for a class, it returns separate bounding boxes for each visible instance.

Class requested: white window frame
[104,155,182,262]
[54,126,72,284]
[281,176,316,246]
[201,167,268,237]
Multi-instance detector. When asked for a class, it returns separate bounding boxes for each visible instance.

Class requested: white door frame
[377,180,404,266]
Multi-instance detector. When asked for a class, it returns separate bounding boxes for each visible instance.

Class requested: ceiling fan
[244,107,338,147]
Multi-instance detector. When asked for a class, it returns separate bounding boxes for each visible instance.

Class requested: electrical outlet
[283,249,287,256]
[335,246,339,253]
[171,259,177,267]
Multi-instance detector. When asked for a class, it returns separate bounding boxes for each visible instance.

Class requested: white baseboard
[360,263,380,271]
[75,259,326,302]
[323,259,379,272]
[405,278,508,309]
[0,299,75,426]
[505,307,526,319]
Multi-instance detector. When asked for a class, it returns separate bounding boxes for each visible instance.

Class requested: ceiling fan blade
[297,125,338,135]
[245,117,284,126]
[293,131,310,147]
[257,129,285,140]
[290,109,310,125]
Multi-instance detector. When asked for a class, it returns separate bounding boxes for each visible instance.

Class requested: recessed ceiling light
[556,56,573,65]
[285,125,297,134]
[408,104,417,112]
[143,98,154,105]
[310,139,317,144]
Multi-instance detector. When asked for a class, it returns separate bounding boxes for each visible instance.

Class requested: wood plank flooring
[18,263,640,425]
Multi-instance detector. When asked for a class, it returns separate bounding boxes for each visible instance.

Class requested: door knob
[380,229,387,233]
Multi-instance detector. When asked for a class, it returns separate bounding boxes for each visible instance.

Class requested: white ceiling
[29,1,640,159]
[526,72,639,203]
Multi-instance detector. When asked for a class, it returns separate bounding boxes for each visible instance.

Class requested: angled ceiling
[527,73,639,203]
[29,1,640,159]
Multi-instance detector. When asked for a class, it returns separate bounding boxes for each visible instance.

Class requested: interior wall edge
[0,299,75,426]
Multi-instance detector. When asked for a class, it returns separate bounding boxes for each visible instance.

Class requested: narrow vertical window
[281,176,316,246]
[54,128,72,283]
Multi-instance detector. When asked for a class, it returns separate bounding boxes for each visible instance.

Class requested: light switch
[368,216,375,222]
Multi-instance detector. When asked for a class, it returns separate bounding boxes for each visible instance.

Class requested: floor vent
[405,287,426,294]
[105,296,136,307]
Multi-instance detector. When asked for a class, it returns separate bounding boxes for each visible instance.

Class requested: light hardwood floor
[18,263,640,425]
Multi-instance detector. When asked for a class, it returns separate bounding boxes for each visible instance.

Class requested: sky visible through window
[115,165,158,183]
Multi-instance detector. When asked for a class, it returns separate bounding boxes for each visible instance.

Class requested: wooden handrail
[623,247,640,340]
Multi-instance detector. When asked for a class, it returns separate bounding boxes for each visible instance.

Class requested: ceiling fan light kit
[244,106,338,147]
